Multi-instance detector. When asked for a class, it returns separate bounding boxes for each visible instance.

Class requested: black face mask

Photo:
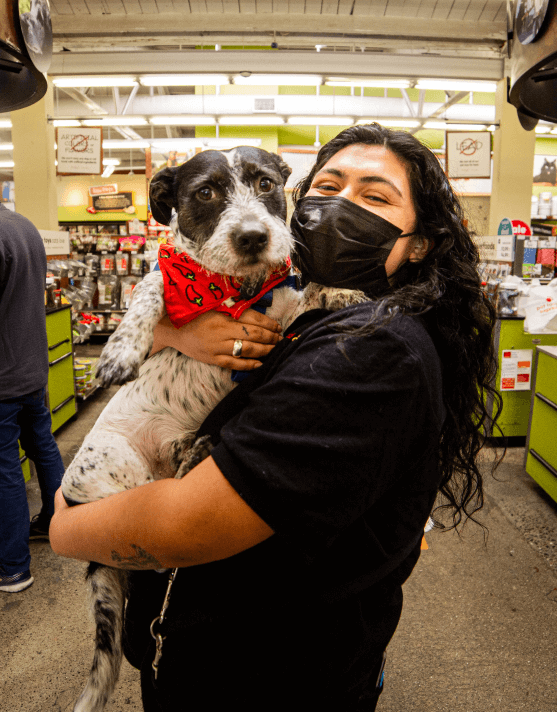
[291,195,416,297]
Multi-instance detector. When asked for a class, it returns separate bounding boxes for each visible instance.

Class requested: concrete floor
[2,348,557,711]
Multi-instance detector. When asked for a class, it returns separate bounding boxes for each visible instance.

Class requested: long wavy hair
[292,123,503,530]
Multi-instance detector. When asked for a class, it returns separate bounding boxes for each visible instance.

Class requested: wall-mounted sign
[446,131,491,180]
[91,191,135,213]
[56,127,103,175]
[39,229,69,256]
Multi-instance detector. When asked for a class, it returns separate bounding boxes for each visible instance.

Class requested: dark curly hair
[292,123,503,530]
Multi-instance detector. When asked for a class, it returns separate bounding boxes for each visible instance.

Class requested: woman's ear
[408,236,433,263]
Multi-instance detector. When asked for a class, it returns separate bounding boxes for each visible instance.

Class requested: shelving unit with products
[54,220,170,341]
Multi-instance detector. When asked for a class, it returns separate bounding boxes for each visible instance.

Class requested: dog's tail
[73,564,128,712]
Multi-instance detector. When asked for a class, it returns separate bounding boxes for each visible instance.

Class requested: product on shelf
[120,275,141,309]
[97,274,120,309]
[100,253,116,275]
[129,252,144,276]
[115,251,129,275]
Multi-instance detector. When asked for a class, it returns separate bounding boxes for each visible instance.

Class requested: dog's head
[150,147,293,283]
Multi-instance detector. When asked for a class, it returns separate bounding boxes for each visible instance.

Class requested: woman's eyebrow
[316,167,403,197]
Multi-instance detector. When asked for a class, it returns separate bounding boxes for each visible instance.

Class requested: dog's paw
[95,339,144,386]
[175,435,214,479]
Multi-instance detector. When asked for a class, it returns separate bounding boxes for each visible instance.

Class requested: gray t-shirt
[0,204,49,399]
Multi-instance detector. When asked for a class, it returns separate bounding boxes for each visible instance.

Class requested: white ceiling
[2,1,513,176]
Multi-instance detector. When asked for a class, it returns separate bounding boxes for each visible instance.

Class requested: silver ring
[232,339,243,358]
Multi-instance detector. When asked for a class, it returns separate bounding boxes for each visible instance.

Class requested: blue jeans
[0,387,65,575]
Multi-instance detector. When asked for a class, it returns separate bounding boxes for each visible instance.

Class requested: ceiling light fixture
[0,120,12,128]
[0,160,14,168]
[356,119,420,127]
[0,143,13,151]
[415,79,497,93]
[102,158,121,166]
[82,117,148,126]
[52,119,82,127]
[233,74,322,86]
[139,74,230,86]
[423,121,491,130]
[218,115,285,125]
[149,116,217,126]
[102,165,116,178]
[326,78,411,88]
[103,139,151,149]
[287,116,354,126]
[53,76,138,88]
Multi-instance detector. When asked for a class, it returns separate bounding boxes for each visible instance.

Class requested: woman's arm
[150,310,283,371]
[50,455,274,569]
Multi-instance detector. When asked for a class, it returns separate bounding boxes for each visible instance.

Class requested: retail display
[45,305,77,432]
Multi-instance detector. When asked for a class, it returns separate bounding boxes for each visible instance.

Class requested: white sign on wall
[56,127,103,175]
[39,229,70,256]
[446,131,492,179]
[500,349,533,391]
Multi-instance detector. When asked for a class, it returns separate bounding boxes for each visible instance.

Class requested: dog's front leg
[96,271,165,386]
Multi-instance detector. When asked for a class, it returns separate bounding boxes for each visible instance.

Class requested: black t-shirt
[130,302,446,709]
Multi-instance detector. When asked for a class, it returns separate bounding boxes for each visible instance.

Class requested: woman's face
[306,143,422,277]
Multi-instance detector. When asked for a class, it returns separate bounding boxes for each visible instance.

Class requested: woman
[51,124,501,711]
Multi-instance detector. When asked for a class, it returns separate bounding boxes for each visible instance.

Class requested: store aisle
[1,378,557,711]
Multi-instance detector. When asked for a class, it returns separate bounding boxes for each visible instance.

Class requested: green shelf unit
[489,319,557,438]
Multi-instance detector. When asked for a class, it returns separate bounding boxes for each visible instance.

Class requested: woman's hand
[150,310,283,370]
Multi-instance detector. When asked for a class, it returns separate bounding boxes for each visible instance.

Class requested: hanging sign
[90,191,135,213]
[39,229,70,256]
[500,349,533,391]
[446,131,491,179]
[89,184,118,196]
[56,127,103,175]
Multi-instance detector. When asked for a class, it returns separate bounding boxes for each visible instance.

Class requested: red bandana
[158,243,291,328]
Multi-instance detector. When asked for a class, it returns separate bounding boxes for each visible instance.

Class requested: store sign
[511,219,531,236]
[90,191,135,213]
[56,127,103,175]
[474,235,514,262]
[500,349,533,391]
[89,184,118,196]
[446,131,491,179]
[39,229,69,256]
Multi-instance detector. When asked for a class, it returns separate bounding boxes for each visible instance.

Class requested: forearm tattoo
[110,544,163,569]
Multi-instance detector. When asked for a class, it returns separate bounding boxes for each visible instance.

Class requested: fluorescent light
[82,117,148,126]
[103,139,151,149]
[102,165,116,178]
[53,76,138,87]
[0,143,13,151]
[149,115,216,126]
[287,116,354,126]
[0,161,14,168]
[423,121,490,130]
[535,124,555,133]
[140,74,230,86]
[102,158,121,166]
[150,138,262,151]
[415,79,497,93]
[326,78,411,88]
[52,119,82,127]
[233,74,322,86]
[356,119,420,128]
[218,115,285,125]
[0,120,12,128]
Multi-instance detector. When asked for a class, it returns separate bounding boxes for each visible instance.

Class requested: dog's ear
[149,167,178,226]
[273,155,292,185]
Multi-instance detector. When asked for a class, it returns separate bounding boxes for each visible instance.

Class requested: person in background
[51,124,502,710]
[0,205,65,593]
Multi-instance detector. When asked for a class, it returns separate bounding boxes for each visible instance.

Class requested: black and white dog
[61,147,367,712]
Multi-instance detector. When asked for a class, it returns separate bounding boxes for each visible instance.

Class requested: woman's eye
[258,177,274,193]
[365,195,388,204]
[196,187,215,201]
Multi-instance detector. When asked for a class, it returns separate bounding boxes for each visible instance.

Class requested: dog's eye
[258,178,274,193]
[196,187,215,201]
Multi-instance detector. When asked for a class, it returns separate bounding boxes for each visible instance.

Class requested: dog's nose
[233,223,269,254]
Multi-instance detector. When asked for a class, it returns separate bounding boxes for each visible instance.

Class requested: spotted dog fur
[61,147,368,712]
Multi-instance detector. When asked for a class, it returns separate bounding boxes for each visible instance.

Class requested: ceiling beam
[49,50,504,81]
[51,13,506,43]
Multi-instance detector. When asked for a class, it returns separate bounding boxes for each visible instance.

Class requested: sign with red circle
[512,219,532,236]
